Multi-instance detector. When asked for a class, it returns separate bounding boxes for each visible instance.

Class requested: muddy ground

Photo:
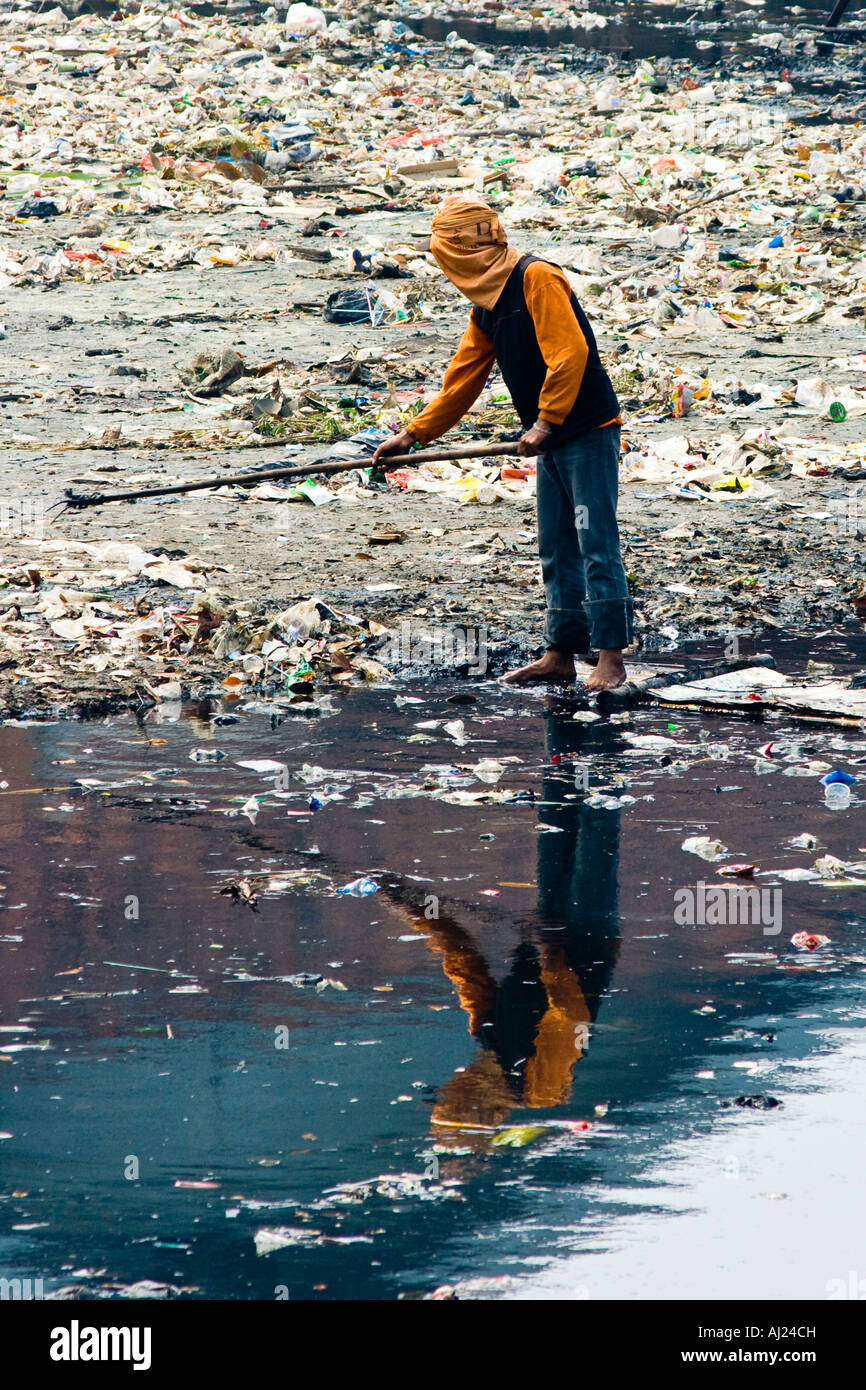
[2,20,866,718]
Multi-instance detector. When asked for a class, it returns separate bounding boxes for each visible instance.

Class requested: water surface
[1,658,864,1299]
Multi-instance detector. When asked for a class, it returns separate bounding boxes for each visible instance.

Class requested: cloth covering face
[429,194,522,309]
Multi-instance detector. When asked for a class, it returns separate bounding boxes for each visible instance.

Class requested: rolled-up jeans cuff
[585,598,633,651]
[543,607,590,653]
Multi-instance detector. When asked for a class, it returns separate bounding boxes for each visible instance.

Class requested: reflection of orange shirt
[379,889,592,1137]
[407,261,622,445]
[433,938,590,1114]
[524,956,592,1109]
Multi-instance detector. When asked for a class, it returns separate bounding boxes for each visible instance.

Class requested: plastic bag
[323,285,379,325]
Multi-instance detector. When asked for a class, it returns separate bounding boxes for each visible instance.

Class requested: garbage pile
[2,0,866,712]
[2,0,865,314]
[0,538,404,717]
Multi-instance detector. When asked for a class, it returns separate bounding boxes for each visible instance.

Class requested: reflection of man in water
[384,709,620,1138]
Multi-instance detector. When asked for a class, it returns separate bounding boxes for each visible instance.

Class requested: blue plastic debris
[337,877,379,896]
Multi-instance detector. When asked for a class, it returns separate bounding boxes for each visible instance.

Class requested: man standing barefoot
[372,196,633,690]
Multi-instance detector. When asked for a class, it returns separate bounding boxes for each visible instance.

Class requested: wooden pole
[59,441,522,511]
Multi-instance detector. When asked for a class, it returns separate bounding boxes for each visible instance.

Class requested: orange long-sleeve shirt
[407,261,620,445]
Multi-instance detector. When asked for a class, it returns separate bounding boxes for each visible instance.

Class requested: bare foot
[583,649,627,691]
[501,650,576,685]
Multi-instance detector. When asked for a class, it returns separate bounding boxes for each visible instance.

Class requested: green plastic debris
[286,655,313,689]
[490,1125,547,1149]
[288,479,337,506]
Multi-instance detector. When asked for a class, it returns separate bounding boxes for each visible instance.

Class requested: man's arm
[523,261,588,433]
[407,315,496,444]
[372,316,495,465]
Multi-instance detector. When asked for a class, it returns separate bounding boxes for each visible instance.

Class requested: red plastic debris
[384,469,412,490]
[791,931,830,951]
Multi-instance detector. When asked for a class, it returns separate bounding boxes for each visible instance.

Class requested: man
[372,195,633,690]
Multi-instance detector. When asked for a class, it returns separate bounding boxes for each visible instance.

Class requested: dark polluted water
[0,658,865,1300]
[397,0,865,89]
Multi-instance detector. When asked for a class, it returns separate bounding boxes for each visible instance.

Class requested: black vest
[473,254,619,447]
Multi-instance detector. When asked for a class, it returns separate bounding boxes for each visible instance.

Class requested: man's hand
[372,429,417,468]
[517,423,552,457]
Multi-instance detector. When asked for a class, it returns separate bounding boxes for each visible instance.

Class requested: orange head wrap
[429,195,522,310]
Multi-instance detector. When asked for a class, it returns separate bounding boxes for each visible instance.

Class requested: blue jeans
[537,424,633,653]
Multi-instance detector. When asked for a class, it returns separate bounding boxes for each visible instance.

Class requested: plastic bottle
[824,783,851,810]
[337,877,379,896]
[594,77,622,113]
